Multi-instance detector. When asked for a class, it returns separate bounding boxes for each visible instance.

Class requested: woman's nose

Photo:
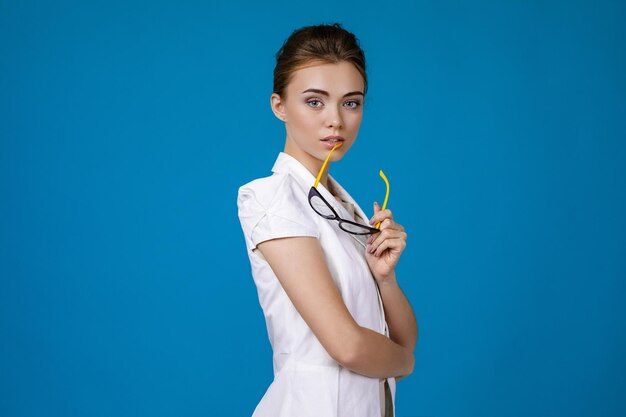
[326,109,343,129]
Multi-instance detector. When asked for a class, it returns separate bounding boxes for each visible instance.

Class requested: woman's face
[271,60,365,167]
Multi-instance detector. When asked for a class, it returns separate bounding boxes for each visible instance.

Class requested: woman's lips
[320,140,344,149]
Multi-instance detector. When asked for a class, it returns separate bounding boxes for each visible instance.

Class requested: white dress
[237,151,396,417]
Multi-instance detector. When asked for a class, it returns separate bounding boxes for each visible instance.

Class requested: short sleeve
[237,177,320,252]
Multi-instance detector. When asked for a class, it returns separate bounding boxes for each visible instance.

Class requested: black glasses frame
[308,186,381,235]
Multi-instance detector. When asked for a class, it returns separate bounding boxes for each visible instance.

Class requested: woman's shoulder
[237,172,308,213]
[237,172,320,249]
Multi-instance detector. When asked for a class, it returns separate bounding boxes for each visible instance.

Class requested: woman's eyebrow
[301,88,364,97]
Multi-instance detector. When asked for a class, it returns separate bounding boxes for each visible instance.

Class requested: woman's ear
[270,93,286,121]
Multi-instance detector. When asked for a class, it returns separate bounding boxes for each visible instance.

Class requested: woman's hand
[365,202,407,283]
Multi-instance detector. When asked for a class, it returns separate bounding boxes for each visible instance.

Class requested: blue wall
[1,1,624,416]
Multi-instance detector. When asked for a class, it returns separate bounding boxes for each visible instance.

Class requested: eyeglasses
[308,142,390,235]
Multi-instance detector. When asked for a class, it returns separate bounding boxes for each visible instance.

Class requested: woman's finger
[368,228,406,253]
[369,206,393,227]
[373,237,406,258]
[368,218,402,242]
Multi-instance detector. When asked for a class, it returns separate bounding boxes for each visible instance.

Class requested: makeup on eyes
[305,98,361,108]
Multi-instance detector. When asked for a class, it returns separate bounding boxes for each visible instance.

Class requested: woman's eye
[306,99,361,109]
[345,100,361,109]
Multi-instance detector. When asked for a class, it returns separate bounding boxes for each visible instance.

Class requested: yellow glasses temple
[375,169,390,229]
[314,142,342,188]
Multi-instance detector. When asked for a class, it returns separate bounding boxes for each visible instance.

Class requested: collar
[271,152,370,248]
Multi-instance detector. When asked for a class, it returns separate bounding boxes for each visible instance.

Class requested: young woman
[237,23,418,417]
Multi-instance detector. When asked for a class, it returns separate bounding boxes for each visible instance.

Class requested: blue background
[2,1,625,416]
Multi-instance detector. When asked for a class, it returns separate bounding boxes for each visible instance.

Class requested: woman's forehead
[288,61,364,94]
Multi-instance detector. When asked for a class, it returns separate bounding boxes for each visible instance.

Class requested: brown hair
[273,23,368,101]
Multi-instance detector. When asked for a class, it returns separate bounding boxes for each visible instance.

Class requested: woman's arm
[377,270,418,353]
[256,235,414,379]
[364,204,418,381]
